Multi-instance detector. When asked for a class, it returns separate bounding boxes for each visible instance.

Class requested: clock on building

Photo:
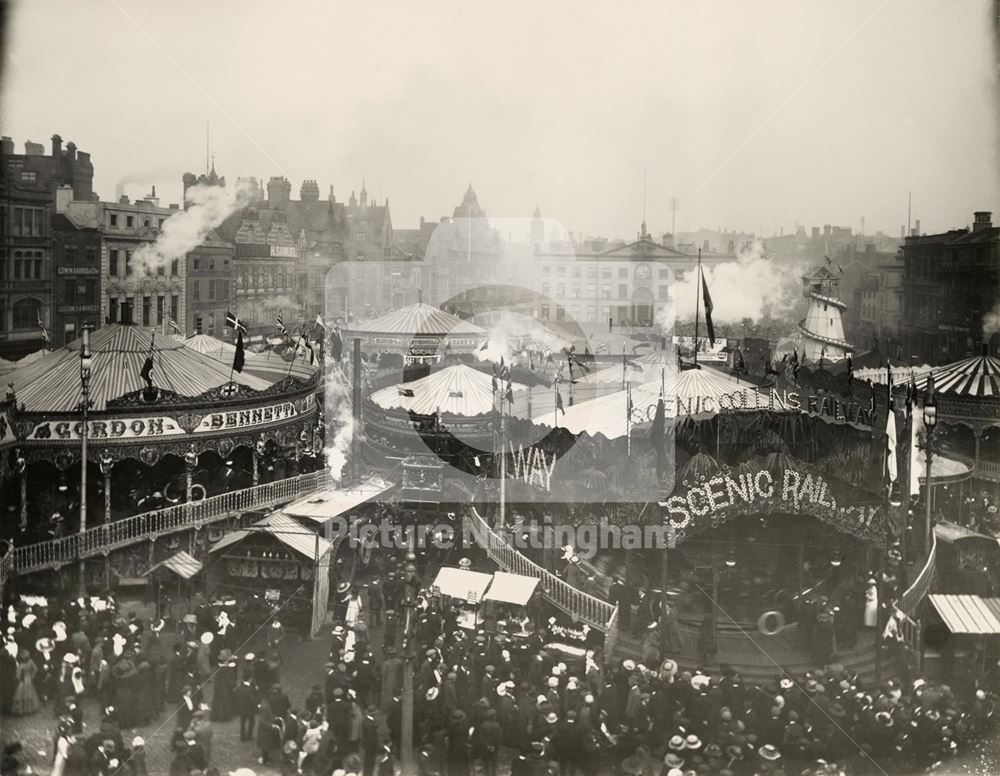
[635,264,651,281]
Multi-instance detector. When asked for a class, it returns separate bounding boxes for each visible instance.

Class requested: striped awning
[912,354,1000,398]
[929,594,1000,634]
[209,512,332,560]
[146,550,203,579]
[370,365,524,416]
[346,303,485,336]
[3,324,272,411]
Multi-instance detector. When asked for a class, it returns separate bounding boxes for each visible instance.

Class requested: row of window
[539,282,671,301]
[109,249,180,277]
[108,213,165,230]
[108,295,179,327]
[540,265,669,279]
[192,257,230,272]
[1,250,45,281]
[10,207,45,237]
[192,279,230,302]
[235,270,292,290]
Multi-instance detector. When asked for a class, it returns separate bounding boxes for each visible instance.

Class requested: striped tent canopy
[346,303,486,336]
[853,364,933,385]
[180,334,317,382]
[577,349,678,385]
[3,324,272,412]
[535,367,753,438]
[911,353,1000,398]
[370,364,525,417]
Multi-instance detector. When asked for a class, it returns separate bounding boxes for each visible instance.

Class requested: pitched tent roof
[912,353,1000,398]
[3,324,272,412]
[145,550,203,579]
[282,478,395,524]
[346,303,485,336]
[929,595,1000,634]
[370,364,525,416]
[577,349,678,385]
[535,367,753,438]
[208,512,332,560]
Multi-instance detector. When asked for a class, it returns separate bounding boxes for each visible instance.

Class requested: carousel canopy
[929,594,1000,635]
[145,550,203,579]
[3,324,272,412]
[282,478,395,524]
[912,353,1000,398]
[537,367,753,438]
[346,303,485,337]
[209,512,332,560]
[370,364,525,416]
[181,333,317,382]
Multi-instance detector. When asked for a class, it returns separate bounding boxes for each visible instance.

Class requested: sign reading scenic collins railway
[24,396,314,441]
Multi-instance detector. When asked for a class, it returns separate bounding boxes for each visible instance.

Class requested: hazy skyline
[2,0,998,240]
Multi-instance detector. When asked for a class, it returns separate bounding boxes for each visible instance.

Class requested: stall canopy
[929,594,1000,634]
[209,513,332,560]
[370,365,525,417]
[432,567,493,602]
[146,550,203,579]
[282,479,395,524]
[483,571,539,606]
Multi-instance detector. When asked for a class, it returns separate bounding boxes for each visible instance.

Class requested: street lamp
[78,328,93,594]
[922,374,937,553]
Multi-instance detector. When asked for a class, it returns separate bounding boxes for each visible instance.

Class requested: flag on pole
[329,327,343,362]
[314,314,326,331]
[275,313,287,337]
[700,270,716,347]
[140,354,154,388]
[225,311,248,334]
[297,333,316,365]
[886,367,898,487]
[232,330,246,374]
[555,386,565,415]
[37,318,49,344]
[650,397,666,479]
[491,364,498,395]
[167,316,183,335]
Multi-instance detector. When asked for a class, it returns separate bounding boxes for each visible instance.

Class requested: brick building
[0,134,95,357]
[901,211,999,364]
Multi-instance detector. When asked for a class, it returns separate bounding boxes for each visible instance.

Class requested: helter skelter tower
[798,266,853,363]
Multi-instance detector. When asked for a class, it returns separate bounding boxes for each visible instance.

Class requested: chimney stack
[65,141,77,160]
[973,211,993,232]
[913,219,921,237]
[51,134,62,158]
[0,136,12,155]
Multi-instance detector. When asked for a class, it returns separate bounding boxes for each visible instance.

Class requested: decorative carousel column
[99,451,114,526]
[184,444,198,504]
[15,448,27,532]
[254,434,266,486]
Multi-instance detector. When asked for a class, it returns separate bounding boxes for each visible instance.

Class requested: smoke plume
[666,241,806,326]
[114,166,178,201]
[324,364,355,483]
[983,300,1000,340]
[475,311,570,364]
[133,182,252,275]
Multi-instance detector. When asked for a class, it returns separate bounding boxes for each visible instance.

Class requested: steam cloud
[133,182,253,275]
[983,300,1000,340]
[324,364,355,482]
[476,311,570,364]
[667,241,806,326]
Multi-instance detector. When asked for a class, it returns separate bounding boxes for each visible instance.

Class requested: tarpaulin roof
[346,303,485,336]
[209,512,332,560]
[146,550,203,579]
[912,354,1000,398]
[431,567,493,602]
[483,572,539,605]
[282,479,395,523]
[929,595,1000,634]
[370,365,525,417]
[536,367,752,438]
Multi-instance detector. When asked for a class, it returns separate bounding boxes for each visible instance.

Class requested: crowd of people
[2,546,999,776]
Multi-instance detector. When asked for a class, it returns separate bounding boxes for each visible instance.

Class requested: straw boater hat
[425,687,439,701]
[664,753,684,769]
[569,555,580,564]
[150,619,165,633]
[337,583,350,594]
[684,734,702,750]
[35,637,55,654]
[758,745,781,761]
[458,558,472,569]
[545,712,558,724]
[200,632,214,645]
[668,735,686,752]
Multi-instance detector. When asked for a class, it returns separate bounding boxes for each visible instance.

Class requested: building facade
[51,201,102,347]
[0,134,95,357]
[901,211,999,364]
[186,229,234,338]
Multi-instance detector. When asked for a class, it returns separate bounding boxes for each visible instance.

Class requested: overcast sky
[2,0,997,239]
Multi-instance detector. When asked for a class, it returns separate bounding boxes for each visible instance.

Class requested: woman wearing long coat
[12,650,41,715]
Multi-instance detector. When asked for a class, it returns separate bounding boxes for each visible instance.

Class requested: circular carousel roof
[4,324,277,412]
[912,353,1000,399]
[345,302,486,337]
[180,334,318,382]
[370,364,525,417]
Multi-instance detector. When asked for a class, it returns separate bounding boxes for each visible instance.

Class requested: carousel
[180,333,319,383]
[0,323,322,549]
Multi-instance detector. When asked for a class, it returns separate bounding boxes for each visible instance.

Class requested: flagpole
[499,384,507,530]
[694,249,702,367]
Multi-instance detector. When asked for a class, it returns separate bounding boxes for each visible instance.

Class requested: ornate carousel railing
[976,459,1000,482]
[466,507,620,652]
[7,470,329,578]
[899,530,937,615]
